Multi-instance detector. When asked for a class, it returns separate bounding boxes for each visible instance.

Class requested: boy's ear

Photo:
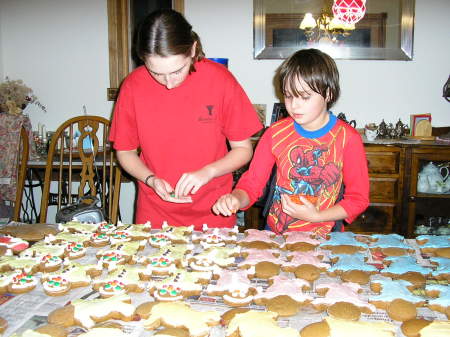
[325,88,331,102]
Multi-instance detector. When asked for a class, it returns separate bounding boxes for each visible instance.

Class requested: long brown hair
[136,9,205,73]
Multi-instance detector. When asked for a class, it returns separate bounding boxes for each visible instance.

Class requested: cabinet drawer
[366,152,400,174]
[346,204,395,234]
[370,178,398,202]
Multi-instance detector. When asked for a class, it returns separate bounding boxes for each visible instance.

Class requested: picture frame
[410,113,432,136]
[271,103,288,124]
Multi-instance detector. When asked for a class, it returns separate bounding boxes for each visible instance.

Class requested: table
[0,226,447,337]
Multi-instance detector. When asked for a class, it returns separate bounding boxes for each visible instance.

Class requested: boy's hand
[280,194,319,222]
[212,194,240,216]
[174,167,214,198]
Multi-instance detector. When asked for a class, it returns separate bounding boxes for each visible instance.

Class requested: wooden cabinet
[346,145,405,234]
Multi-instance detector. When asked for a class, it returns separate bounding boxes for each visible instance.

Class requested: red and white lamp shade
[332,0,367,25]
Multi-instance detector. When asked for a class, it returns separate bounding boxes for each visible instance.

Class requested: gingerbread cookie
[42,261,102,290]
[429,257,450,281]
[64,242,87,259]
[89,233,110,247]
[368,233,414,256]
[58,221,101,233]
[369,279,426,310]
[225,310,299,337]
[21,241,66,259]
[328,253,377,281]
[97,221,118,234]
[253,275,312,316]
[191,225,238,248]
[386,298,417,321]
[148,269,211,301]
[96,241,144,270]
[47,294,135,329]
[0,254,40,273]
[206,267,256,307]
[7,271,38,294]
[45,232,91,246]
[141,301,220,337]
[0,235,29,254]
[319,232,368,254]
[238,229,280,249]
[238,248,284,279]
[42,275,71,296]
[139,244,193,275]
[77,328,129,337]
[282,250,328,282]
[401,319,450,337]
[38,255,64,273]
[425,284,450,316]
[327,302,361,321]
[159,222,194,244]
[93,265,146,297]
[416,235,450,256]
[381,256,431,279]
[300,317,395,337]
[0,223,59,241]
[312,281,375,314]
[188,246,240,271]
[281,231,320,251]
[0,316,7,335]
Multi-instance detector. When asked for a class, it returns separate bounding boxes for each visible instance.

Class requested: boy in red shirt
[213,49,369,236]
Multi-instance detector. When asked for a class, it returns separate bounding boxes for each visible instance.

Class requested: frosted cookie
[141,301,220,337]
[416,235,450,255]
[328,253,377,280]
[238,248,284,279]
[238,229,280,249]
[89,232,110,247]
[45,232,91,246]
[381,256,431,279]
[396,272,427,289]
[109,230,132,245]
[93,265,146,297]
[148,233,173,248]
[20,241,66,259]
[7,271,38,294]
[281,231,320,251]
[191,225,238,248]
[117,222,152,240]
[312,281,376,314]
[300,317,396,337]
[206,267,256,307]
[97,221,117,234]
[386,298,417,321]
[0,235,29,254]
[42,275,71,296]
[148,269,211,301]
[401,319,450,337]
[47,294,135,329]
[253,275,312,316]
[96,241,144,270]
[64,242,87,259]
[369,234,414,256]
[282,250,328,282]
[225,310,299,337]
[188,246,240,271]
[139,244,194,275]
[77,328,129,337]
[0,255,40,274]
[425,284,450,316]
[429,257,450,280]
[159,222,194,244]
[369,279,426,310]
[319,232,368,254]
[43,261,102,289]
[58,221,101,233]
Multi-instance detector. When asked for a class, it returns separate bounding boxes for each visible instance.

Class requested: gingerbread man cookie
[93,265,146,297]
[238,248,284,279]
[188,246,240,271]
[319,232,368,254]
[370,279,426,310]
[281,231,320,251]
[238,229,280,249]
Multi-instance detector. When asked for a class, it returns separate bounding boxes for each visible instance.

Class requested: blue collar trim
[294,113,337,139]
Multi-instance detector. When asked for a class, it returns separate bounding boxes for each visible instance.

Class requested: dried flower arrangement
[0,77,46,114]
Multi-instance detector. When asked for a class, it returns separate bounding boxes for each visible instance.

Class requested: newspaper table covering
[0,227,447,337]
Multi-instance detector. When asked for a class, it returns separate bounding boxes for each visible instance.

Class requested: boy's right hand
[150,177,192,203]
[212,194,240,216]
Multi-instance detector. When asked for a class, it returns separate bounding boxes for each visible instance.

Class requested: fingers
[212,195,239,216]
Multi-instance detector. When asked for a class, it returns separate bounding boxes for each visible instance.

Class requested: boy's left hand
[280,194,319,222]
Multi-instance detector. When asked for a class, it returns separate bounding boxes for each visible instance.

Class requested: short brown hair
[278,49,340,110]
[135,9,205,72]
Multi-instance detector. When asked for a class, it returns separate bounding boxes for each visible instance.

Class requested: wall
[1,0,449,223]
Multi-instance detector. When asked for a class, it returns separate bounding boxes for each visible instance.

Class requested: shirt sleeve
[235,128,276,209]
[337,130,370,223]
[220,72,262,141]
[109,80,140,151]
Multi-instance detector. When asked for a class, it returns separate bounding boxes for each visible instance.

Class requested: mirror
[254,0,414,60]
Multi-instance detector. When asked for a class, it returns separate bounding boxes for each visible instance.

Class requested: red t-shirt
[236,116,369,237]
[110,59,262,229]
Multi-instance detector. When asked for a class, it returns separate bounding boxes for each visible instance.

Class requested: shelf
[414,193,450,199]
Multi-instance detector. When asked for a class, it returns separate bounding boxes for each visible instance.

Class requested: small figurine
[378,119,388,138]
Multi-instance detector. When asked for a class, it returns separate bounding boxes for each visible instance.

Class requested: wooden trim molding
[107,0,184,101]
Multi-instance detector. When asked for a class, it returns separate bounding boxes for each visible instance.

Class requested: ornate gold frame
[107,0,184,101]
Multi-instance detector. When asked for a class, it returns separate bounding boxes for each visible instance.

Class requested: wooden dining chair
[12,126,30,221]
[39,116,121,224]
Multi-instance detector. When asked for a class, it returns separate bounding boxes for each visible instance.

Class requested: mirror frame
[107,0,184,101]
[253,0,415,61]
